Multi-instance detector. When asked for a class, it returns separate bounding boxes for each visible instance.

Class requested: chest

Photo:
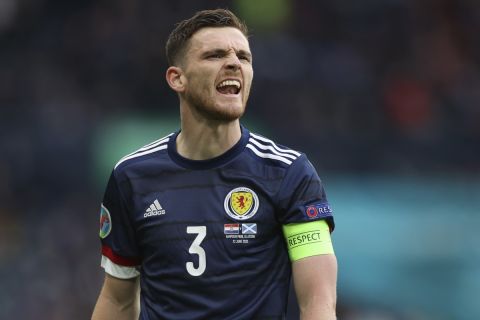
[133,182,277,237]
[128,169,284,270]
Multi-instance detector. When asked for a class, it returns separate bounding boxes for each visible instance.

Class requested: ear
[166,66,185,93]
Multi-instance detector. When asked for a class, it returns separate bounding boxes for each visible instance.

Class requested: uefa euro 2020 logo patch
[224,187,259,220]
[99,204,112,239]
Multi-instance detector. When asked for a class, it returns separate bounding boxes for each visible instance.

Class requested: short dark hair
[166,9,248,66]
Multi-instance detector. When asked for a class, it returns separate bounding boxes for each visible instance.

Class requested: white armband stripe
[101,255,140,279]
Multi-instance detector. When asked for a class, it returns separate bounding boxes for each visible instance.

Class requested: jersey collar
[168,125,249,170]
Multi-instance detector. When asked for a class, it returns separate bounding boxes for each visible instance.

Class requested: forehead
[188,27,250,54]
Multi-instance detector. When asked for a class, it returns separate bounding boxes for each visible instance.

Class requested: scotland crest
[224,187,259,220]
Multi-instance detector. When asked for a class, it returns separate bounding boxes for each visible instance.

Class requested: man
[92,9,337,320]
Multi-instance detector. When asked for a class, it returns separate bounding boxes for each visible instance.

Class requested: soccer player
[92,9,337,320]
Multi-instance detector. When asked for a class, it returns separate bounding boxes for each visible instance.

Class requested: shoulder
[245,131,304,167]
[113,132,175,173]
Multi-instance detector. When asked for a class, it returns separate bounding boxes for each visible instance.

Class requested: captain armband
[282,220,334,262]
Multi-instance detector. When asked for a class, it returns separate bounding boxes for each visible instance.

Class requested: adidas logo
[144,199,166,217]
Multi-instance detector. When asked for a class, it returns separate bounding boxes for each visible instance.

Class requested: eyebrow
[201,48,252,59]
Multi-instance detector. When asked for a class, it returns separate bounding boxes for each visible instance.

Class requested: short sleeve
[98,170,141,277]
[275,155,335,231]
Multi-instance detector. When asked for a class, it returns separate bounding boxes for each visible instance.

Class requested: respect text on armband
[287,230,323,249]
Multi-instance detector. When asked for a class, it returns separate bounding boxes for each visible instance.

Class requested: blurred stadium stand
[1,0,479,319]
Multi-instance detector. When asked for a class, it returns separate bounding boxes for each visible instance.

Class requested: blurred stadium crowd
[0,0,479,319]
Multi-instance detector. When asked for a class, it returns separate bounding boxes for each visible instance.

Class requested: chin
[186,92,247,122]
[199,104,245,122]
[211,108,245,122]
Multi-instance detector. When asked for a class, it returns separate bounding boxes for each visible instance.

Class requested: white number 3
[186,226,206,276]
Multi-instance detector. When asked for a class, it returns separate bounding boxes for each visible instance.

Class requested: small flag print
[224,223,240,234]
[242,223,257,234]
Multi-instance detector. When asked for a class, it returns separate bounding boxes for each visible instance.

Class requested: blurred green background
[1,0,479,319]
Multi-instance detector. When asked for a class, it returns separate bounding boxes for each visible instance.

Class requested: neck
[177,105,242,160]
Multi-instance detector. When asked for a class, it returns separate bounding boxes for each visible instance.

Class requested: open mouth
[216,79,241,95]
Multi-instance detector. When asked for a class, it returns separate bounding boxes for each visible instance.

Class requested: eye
[238,55,251,63]
[207,53,223,59]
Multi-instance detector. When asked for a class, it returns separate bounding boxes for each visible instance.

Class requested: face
[179,27,253,122]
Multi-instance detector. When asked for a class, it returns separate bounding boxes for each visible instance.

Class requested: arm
[292,254,337,320]
[92,273,140,320]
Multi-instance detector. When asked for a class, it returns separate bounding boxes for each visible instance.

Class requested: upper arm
[92,274,140,320]
[93,171,141,319]
[276,155,337,317]
[101,273,139,304]
[292,254,337,319]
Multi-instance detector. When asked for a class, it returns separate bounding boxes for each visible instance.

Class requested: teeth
[217,80,241,89]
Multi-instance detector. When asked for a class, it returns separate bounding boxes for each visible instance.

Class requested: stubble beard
[185,89,247,123]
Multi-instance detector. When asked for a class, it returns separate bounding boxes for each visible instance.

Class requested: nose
[225,54,241,71]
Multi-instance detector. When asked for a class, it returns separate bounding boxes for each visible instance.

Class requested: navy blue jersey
[98,126,334,320]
